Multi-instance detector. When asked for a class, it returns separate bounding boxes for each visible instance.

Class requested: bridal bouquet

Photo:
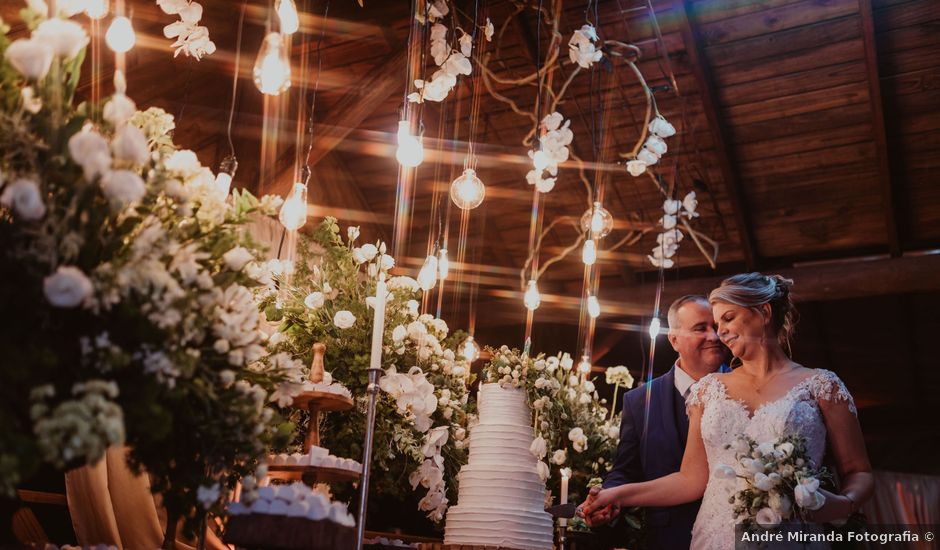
[260,218,472,523]
[716,434,830,530]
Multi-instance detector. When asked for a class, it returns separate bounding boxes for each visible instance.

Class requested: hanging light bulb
[278,182,308,231]
[438,248,449,280]
[587,294,601,319]
[450,168,486,210]
[214,155,238,198]
[582,238,597,266]
[649,317,661,339]
[417,254,438,290]
[580,201,614,239]
[84,0,109,19]
[253,32,291,96]
[577,354,592,375]
[524,279,541,311]
[460,335,480,363]
[275,0,299,34]
[396,120,424,167]
[105,16,136,53]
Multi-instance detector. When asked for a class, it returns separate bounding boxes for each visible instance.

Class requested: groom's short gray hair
[667,295,709,333]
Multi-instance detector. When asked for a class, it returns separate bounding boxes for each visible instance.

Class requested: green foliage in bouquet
[0,7,297,538]
[261,218,473,524]
[481,346,624,503]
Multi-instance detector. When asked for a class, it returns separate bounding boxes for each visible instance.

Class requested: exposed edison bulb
[450,168,486,210]
[532,149,549,171]
[417,254,438,290]
[396,120,424,167]
[279,182,308,231]
[582,238,597,266]
[214,156,238,198]
[523,279,541,311]
[253,32,291,96]
[84,0,109,19]
[106,16,136,53]
[577,355,592,375]
[275,0,299,34]
[587,294,601,318]
[460,335,480,363]
[649,317,661,339]
[438,248,449,280]
[580,201,614,239]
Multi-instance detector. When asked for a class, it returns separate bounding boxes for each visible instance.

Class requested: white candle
[369,273,387,370]
[560,468,570,528]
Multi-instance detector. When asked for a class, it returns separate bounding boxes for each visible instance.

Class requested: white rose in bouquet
[4,38,54,80]
[303,292,324,309]
[1,177,46,221]
[223,246,254,271]
[69,129,112,181]
[43,266,93,308]
[101,170,146,209]
[103,93,137,127]
[111,125,150,166]
[34,18,89,59]
[333,310,356,329]
[755,507,782,528]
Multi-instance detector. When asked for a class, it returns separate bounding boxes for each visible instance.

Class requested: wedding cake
[444,383,554,549]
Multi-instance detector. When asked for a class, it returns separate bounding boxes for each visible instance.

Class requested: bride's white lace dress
[686,369,857,550]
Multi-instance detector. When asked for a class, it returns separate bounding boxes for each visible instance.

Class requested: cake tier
[456,467,545,510]
[477,384,532,427]
[468,424,537,464]
[444,507,554,550]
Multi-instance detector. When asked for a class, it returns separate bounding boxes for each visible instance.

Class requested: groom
[583,295,728,549]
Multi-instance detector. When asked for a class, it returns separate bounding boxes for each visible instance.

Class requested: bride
[580,273,873,549]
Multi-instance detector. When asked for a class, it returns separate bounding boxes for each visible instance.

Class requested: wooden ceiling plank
[676,0,758,269]
[859,0,903,256]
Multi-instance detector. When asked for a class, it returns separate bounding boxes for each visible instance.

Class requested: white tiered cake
[444,383,554,549]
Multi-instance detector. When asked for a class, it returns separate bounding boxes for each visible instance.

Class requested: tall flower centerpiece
[260,218,472,525]
[0,6,297,543]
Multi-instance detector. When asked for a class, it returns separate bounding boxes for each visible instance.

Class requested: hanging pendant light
[396,120,424,167]
[587,294,600,319]
[84,0,109,19]
[582,238,597,266]
[214,155,238,198]
[438,248,449,280]
[460,335,480,363]
[417,254,438,290]
[648,317,661,339]
[253,32,291,96]
[279,182,308,231]
[275,0,299,34]
[450,168,486,210]
[580,201,614,239]
[577,354,592,375]
[106,16,136,53]
[524,279,541,311]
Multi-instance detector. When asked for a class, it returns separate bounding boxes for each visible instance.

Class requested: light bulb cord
[226,0,248,159]
[301,0,331,185]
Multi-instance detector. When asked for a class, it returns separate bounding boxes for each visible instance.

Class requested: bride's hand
[804,489,852,524]
[579,485,627,517]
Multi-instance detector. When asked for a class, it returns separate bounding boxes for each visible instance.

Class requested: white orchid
[160,1,216,59]
[626,159,647,177]
[649,115,676,138]
[568,24,602,69]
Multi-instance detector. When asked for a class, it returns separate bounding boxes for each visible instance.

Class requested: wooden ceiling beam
[675,0,759,270]
[858,0,903,257]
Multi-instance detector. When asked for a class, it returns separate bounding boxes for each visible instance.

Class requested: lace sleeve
[686,374,721,415]
[810,369,857,415]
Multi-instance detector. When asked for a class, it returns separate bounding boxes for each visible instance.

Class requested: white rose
[333,310,355,329]
[775,442,795,459]
[529,436,547,459]
[111,125,149,165]
[1,177,46,221]
[551,449,567,465]
[753,472,775,492]
[713,464,736,479]
[626,159,646,177]
[68,129,112,181]
[34,19,89,59]
[756,441,777,457]
[4,38,54,80]
[103,93,137,126]
[100,170,145,208]
[392,325,407,342]
[43,266,93,308]
[359,243,378,261]
[351,248,366,264]
[755,507,782,528]
[304,292,324,309]
[223,246,253,271]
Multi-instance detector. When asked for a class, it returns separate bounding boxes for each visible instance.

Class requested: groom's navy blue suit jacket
[603,366,712,550]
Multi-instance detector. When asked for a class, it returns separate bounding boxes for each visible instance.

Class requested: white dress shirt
[673,360,697,400]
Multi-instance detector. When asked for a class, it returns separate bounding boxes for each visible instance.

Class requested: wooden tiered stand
[267,343,360,486]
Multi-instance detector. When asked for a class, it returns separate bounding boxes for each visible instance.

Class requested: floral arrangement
[260,218,472,523]
[481,346,622,502]
[0,6,295,538]
[648,191,699,268]
[157,0,217,60]
[526,111,573,193]
[568,24,603,69]
[715,434,830,530]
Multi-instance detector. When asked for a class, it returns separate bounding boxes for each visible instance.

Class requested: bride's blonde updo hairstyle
[708,273,799,353]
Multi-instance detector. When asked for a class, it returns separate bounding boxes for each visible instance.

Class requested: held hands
[576,485,621,526]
